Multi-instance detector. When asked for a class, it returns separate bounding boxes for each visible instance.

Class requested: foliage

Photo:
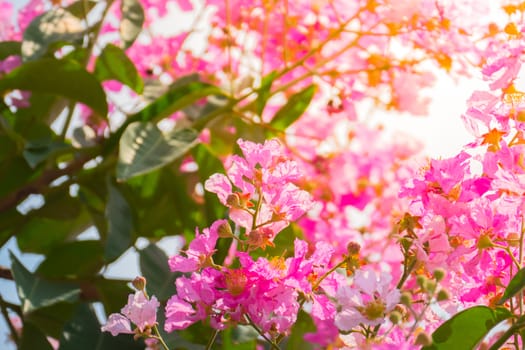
[1,0,525,349]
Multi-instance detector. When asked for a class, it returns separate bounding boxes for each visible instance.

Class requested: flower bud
[426,280,437,294]
[433,268,446,282]
[414,332,432,347]
[416,275,427,290]
[436,289,450,302]
[400,292,412,306]
[347,242,361,255]
[389,310,402,324]
[226,193,241,208]
[132,276,147,291]
[217,221,233,238]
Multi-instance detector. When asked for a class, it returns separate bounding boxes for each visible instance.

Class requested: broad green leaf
[23,139,72,168]
[423,306,512,350]
[255,70,277,116]
[25,302,76,339]
[131,82,225,125]
[105,180,134,261]
[10,253,80,314]
[117,122,198,181]
[269,84,316,132]
[36,240,104,278]
[16,210,92,254]
[139,243,178,301]
[22,7,85,61]
[93,278,133,314]
[94,43,143,93]
[120,0,144,49]
[59,303,144,350]
[19,321,54,350]
[498,267,525,305]
[0,58,108,116]
[66,0,99,18]
[0,41,21,60]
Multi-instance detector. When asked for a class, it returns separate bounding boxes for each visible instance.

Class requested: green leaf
[255,70,277,116]
[139,243,178,301]
[23,139,72,168]
[22,7,85,61]
[120,0,145,49]
[132,81,225,125]
[282,310,315,349]
[10,253,80,314]
[423,306,512,350]
[498,267,525,305]
[94,43,143,93]
[105,180,134,261]
[0,58,108,116]
[116,122,198,181]
[0,41,21,60]
[25,302,76,339]
[65,0,99,18]
[93,278,133,314]
[59,303,145,350]
[36,240,104,279]
[19,321,54,350]
[16,210,92,254]
[269,84,316,132]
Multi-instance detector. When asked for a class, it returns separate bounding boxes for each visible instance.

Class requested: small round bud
[433,268,446,282]
[347,242,361,255]
[436,289,450,302]
[389,311,402,324]
[426,280,437,294]
[132,276,147,291]
[400,292,412,306]
[507,232,520,247]
[226,193,241,208]
[416,275,427,290]
[217,221,234,238]
[414,332,432,347]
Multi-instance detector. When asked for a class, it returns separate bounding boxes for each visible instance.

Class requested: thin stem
[205,329,220,350]
[245,314,281,350]
[152,325,170,350]
[0,295,20,345]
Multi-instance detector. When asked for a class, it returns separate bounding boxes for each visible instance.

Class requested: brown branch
[0,266,13,280]
[0,154,92,213]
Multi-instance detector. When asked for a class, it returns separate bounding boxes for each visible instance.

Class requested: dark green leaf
[23,139,72,168]
[66,0,99,18]
[139,243,178,301]
[93,278,133,314]
[10,253,80,314]
[25,302,76,339]
[269,84,316,132]
[255,70,277,116]
[498,267,525,305]
[0,58,108,116]
[423,306,512,350]
[105,180,134,261]
[120,0,144,49]
[94,43,143,93]
[117,122,198,181]
[19,321,54,350]
[0,41,21,60]
[22,8,86,61]
[17,210,92,254]
[59,303,144,350]
[36,240,104,278]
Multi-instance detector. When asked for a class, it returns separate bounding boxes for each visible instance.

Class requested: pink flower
[101,291,159,336]
[335,268,400,331]
[168,220,223,272]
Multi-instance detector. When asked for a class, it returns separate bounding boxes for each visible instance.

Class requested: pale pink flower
[102,291,159,335]
[335,268,400,331]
